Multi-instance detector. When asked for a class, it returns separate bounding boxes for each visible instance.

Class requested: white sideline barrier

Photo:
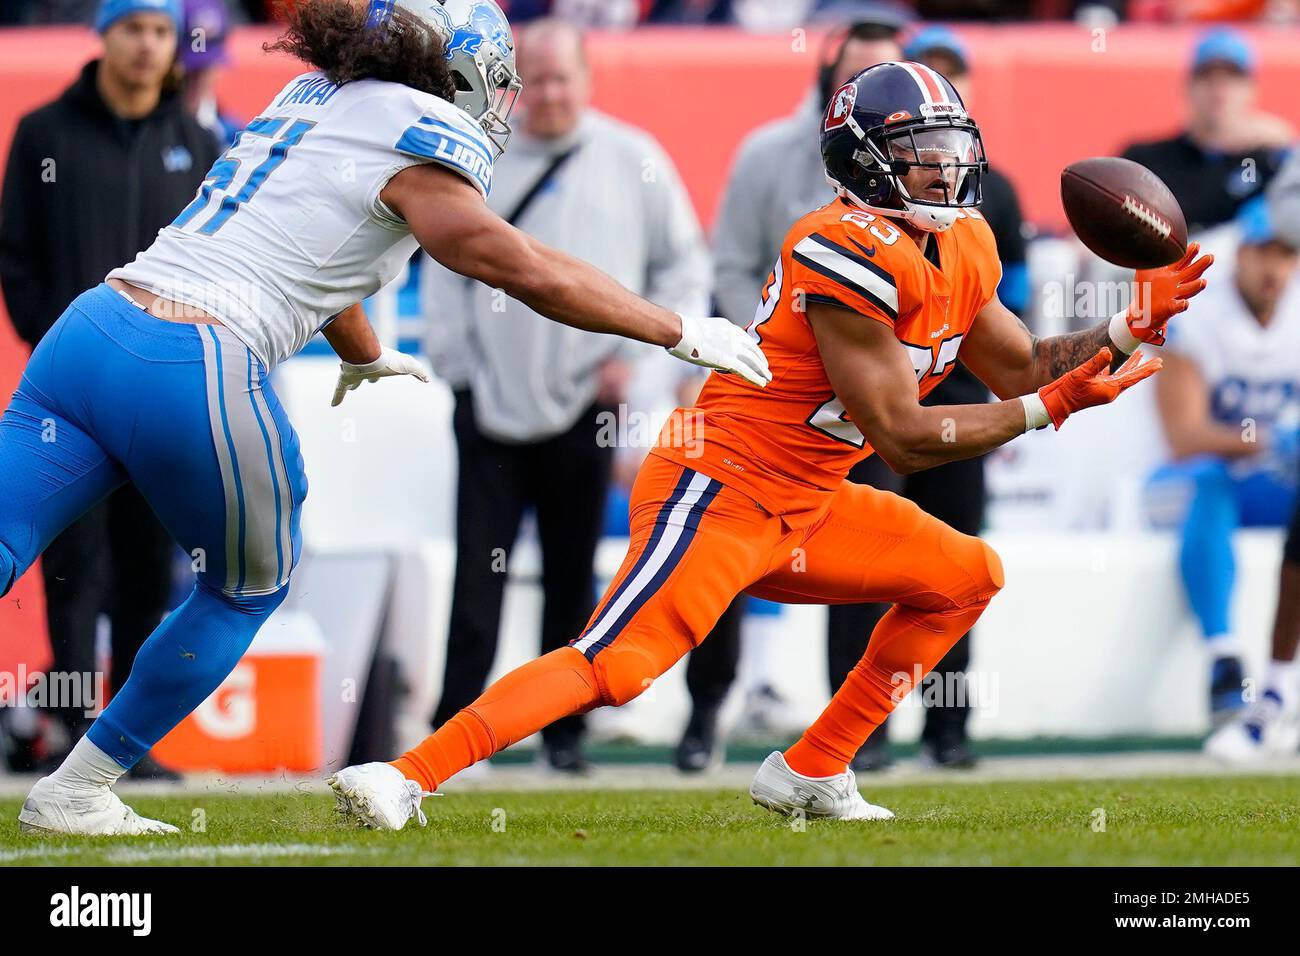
[275,356,457,550]
[971,530,1282,740]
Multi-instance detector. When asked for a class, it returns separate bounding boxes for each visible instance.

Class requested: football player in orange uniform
[332,61,1213,827]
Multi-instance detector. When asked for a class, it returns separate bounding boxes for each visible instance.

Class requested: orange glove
[1110,243,1214,350]
[1031,348,1162,430]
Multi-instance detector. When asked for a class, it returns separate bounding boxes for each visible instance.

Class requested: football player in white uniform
[3,0,768,836]
[1151,196,1300,746]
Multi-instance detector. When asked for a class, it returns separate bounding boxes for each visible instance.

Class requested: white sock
[48,736,127,792]
[1265,658,1299,709]
[1207,633,1243,657]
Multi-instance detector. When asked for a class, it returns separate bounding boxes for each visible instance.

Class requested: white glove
[667,314,771,388]
[331,348,431,407]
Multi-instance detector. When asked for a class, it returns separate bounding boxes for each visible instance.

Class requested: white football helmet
[368,0,522,157]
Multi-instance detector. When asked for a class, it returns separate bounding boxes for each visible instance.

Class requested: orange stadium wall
[0,22,1298,649]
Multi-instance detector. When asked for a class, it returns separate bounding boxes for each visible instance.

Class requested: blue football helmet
[368,0,522,157]
[821,61,987,233]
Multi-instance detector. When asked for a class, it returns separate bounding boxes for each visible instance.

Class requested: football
[1061,157,1188,268]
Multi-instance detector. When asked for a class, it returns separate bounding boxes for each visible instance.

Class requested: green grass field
[2,775,1298,866]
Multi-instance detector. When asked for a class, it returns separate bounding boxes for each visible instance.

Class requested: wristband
[1021,393,1052,432]
[1107,309,1141,355]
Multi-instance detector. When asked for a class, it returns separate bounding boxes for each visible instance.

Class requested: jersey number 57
[172,116,317,236]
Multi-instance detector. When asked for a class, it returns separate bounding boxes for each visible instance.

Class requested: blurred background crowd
[1,0,1299,781]
[7,0,1300,27]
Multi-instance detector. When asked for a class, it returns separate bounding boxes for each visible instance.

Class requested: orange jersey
[653,197,1001,520]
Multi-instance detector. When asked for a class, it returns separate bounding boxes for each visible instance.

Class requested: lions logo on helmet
[820,61,987,234]
[430,1,513,60]
[372,0,522,158]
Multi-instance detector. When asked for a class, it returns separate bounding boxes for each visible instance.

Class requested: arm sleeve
[0,117,52,346]
[712,134,777,327]
[787,230,900,329]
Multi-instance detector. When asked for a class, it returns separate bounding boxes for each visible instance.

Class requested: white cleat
[329,762,433,831]
[1204,694,1300,766]
[18,777,179,835]
[749,751,894,821]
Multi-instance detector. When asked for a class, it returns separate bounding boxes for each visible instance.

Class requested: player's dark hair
[265,0,458,102]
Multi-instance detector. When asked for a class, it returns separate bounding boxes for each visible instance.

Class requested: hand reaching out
[1115,243,1214,348]
[332,348,431,407]
[1036,347,1162,429]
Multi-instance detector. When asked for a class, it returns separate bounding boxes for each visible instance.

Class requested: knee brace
[590,633,689,707]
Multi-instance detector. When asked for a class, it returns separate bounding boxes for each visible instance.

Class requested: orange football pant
[392,455,1003,790]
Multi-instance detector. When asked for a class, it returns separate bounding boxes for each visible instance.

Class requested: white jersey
[1164,251,1300,476]
[111,71,494,368]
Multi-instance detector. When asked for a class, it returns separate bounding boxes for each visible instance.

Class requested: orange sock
[391,647,602,791]
[785,601,989,778]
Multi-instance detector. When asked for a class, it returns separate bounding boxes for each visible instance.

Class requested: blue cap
[95,0,182,34]
[904,25,969,73]
[1191,27,1254,76]
[1237,196,1281,246]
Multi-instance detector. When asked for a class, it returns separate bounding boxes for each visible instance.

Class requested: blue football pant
[0,284,307,768]
[1152,457,1296,641]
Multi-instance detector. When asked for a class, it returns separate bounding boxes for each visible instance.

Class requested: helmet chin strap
[890,176,962,233]
[900,199,960,233]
